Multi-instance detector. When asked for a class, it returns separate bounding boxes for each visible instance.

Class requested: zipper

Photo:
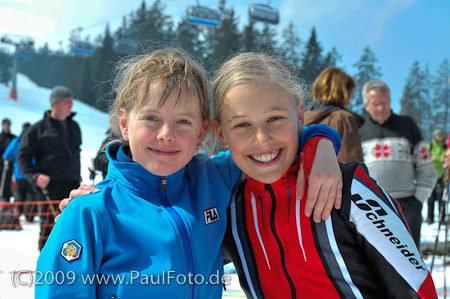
[159,176,195,299]
[265,184,296,299]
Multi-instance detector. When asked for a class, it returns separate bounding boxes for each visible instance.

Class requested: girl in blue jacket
[36,48,341,298]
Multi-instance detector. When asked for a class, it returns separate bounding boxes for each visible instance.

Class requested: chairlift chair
[71,41,94,56]
[186,5,221,27]
[14,48,33,61]
[248,3,279,25]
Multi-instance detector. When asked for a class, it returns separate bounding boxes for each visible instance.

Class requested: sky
[0,0,449,113]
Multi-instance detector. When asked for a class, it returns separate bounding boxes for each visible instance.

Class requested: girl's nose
[157,123,175,143]
[253,127,273,147]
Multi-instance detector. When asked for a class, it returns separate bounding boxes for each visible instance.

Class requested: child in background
[214,53,437,298]
[36,48,342,298]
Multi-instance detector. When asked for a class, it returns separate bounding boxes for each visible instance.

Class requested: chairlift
[71,41,94,56]
[186,5,220,27]
[114,38,136,55]
[248,3,279,25]
[15,48,33,61]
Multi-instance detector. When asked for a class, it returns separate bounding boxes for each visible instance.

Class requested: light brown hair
[312,67,356,108]
[110,47,210,125]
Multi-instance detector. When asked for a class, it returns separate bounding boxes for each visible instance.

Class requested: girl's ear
[213,120,229,148]
[297,100,304,128]
[197,120,210,146]
[119,108,129,139]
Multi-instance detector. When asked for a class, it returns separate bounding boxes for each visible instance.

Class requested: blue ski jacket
[35,124,341,299]
[35,143,241,299]
[2,137,28,180]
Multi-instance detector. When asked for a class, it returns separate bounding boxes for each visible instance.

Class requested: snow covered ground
[0,75,448,298]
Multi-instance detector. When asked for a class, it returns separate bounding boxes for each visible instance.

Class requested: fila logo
[204,207,219,225]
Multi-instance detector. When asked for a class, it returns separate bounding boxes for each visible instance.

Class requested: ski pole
[444,182,450,299]
[41,188,57,217]
[431,184,447,273]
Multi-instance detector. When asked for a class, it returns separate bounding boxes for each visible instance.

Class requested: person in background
[426,128,447,224]
[17,86,82,250]
[2,122,37,222]
[0,118,16,202]
[359,80,437,248]
[91,114,121,180]
[304,67,364,162]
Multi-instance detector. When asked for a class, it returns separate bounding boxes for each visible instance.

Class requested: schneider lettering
[352,194,425,270]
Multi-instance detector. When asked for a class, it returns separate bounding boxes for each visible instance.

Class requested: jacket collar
[245,162,299,195]
[367,109,395,125]
[105,142,186,194]
[44,110,77,123]
[305,99,343,113]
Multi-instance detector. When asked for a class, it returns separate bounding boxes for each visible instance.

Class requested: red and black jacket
[222,159,437,299]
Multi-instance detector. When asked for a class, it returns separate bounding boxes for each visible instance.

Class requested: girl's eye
[234,122,250,128]
[146,116,157,121]
[178,119,191,125]
[268,116,282,122]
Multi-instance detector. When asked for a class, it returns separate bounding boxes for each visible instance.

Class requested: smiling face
[215,79,303,184]
[119,81,209,176]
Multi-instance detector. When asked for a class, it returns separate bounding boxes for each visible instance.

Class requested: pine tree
[400,61,432,136]
[127,1,147,41]
[278,22,302,80]
[90,24,117,111]
[352,46,382,114]
[175,17,205,62]
[431,59,450,133]
[323,47,343,68]
[256,24,277,54]
[301,27,324,85]
[206,0,241,69]
[126,0,174,52]
[242,21,259,52]
[278,22,301,66]
[145,0,174,45]
[0,50,12,84]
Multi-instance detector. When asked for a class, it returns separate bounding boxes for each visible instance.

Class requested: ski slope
[0,75,447,298]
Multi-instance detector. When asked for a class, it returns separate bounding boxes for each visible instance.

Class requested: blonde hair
[109,47,212,150]
[213,52,306,124]
[312,67,356,108]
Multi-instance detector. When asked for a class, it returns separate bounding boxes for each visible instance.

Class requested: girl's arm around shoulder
[299,124,343,223]
[35,191,106,299]
[301,124,341,154]
[194,152,243,192]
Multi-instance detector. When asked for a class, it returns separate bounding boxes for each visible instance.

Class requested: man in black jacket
[0,118,16,201]
[18,86,82,250]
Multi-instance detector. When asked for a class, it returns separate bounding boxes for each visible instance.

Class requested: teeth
[251,151,278,163]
